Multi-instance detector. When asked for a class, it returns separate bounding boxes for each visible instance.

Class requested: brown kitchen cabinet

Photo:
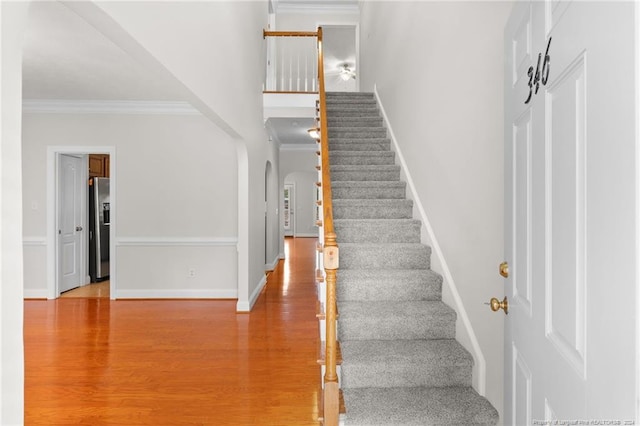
[89,154,109,177]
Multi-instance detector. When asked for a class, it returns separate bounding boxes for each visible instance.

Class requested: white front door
[58,154,84,294]
[504,1,637,423]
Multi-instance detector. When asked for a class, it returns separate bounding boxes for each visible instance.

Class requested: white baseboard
[294,233,318,238]
[374,85,487,396]
[116,289,237,299]
[24,289,48,299]
[265,256,280,271]
[279,252,285,259]
[236,274,267,312]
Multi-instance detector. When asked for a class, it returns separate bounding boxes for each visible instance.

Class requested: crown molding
[22,100,201,115]
[273,0,359,14]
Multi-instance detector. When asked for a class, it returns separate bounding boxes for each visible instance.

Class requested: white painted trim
[279,143,317,152]
[263,93,318,108]
[635,2,640,422]
[235,144,250,313]
[236,274,267,312]
[24,290,48,299]
[279,252,286,259]
[373,86,487,395]
[294,233,318,238]
[265,255,280,272]
[273,1,359,15]
[116,289,237,299]
[22,237,46,246]
[116,237,238,247]
[47,146,117,300]
[23,100,200,115]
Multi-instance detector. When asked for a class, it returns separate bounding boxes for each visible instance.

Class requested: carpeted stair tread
[332,181,406,200]
[338,301,455,340]
[342,386,499,426]
[329,128,387,139]
[333,199,413,219]
[326,91,375,97]
[329,151,396,165]
[331,165,401,182]
[328,117,384,126]
[339,243,431,270]
[329,140,391,152]
[337,269,442,301]
[326,107,380,117]
[340,339,470,388]
[329,137,390,145]
[334,218,420,243]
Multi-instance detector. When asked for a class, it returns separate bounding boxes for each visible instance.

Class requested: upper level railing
[263,28,340,426]
[263,30,318,93]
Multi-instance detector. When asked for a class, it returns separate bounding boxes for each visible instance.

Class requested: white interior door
[504,1,637,423]
[58,154,84,294]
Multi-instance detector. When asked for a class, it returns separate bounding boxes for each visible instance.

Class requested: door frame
[47,146,116,299]
[283,182,295,237]
[636,2,640,419]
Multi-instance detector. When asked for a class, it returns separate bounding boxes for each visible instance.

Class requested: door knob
[499,261,509,278]
[486,296,508,314]
[76,226,83,232]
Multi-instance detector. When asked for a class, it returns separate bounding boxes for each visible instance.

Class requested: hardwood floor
[60,281,110,298]
[24,237,320,425]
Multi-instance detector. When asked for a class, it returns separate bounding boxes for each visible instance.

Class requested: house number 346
[524,37,552,104]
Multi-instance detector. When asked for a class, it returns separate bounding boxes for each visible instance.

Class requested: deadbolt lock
[499,261,509,278]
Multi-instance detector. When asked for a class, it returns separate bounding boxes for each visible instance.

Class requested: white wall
[276,10,358,31]
[0,2,28,424]
[360,1,512,419]
[22,112,238,298]
[68,1,271,310]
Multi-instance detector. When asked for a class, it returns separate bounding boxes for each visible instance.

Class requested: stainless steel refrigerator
[89,177,110,282]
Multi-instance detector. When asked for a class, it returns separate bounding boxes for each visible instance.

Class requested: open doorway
[283,183,295,237]
[321,25,358,92]
[48,146,116,299]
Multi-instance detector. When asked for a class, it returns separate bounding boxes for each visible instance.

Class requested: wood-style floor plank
[25,237,320,425]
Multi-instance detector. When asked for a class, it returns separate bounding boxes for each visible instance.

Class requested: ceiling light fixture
[339,64,356,81]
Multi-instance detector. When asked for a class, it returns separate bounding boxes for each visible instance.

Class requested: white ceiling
[22,1,186,101]
[22,1,357,147]
[266,117,317,145]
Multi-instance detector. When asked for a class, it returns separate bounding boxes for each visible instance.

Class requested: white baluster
[281,44,285,92]
[304,50,308,92]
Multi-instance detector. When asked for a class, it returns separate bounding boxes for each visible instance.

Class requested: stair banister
[262,27,339,424]
[317,26,340,426]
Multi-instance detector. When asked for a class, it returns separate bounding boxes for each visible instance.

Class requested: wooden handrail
[317,26,340,426]
[263,30,318,38]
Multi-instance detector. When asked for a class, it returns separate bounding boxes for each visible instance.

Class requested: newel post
[323,232,339,426]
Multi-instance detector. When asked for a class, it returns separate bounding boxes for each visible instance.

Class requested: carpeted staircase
[325,92,499,426]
